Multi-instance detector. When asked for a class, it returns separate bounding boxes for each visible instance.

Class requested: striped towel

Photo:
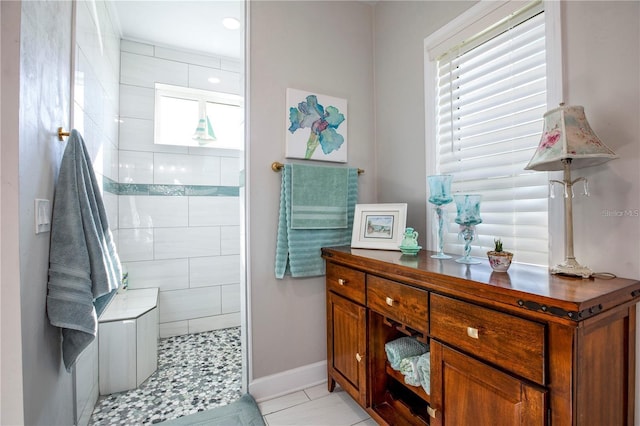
[275,164,358,278]
[291,164,349,229]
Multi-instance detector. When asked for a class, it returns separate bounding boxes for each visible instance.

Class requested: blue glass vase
[428,175,454,259]
[454,194,482,264]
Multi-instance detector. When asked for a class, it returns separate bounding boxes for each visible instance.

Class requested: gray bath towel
[46,129,121,371]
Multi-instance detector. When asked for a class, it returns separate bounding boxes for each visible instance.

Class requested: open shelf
[385,362,430,403]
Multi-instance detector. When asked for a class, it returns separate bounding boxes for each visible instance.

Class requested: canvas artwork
[286,88,348,163]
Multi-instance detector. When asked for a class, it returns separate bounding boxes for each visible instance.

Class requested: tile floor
[89,326,374,425]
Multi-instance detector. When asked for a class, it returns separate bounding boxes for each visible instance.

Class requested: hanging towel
[384,336,429,371]
[46,129,122,371]
[291,164,349,229]
[275,163,358,278]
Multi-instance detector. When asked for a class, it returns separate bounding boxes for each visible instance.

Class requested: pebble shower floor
[90,327,242,425]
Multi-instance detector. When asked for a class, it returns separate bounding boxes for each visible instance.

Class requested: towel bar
[271,161,364,175]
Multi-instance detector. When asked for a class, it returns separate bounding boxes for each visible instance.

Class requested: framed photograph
[351,203,407,250]
[285,88,348,163]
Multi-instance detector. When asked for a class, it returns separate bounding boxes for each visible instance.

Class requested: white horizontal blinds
[435,7,548,266]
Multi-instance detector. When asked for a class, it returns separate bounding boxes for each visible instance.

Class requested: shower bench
[98,287,159,395]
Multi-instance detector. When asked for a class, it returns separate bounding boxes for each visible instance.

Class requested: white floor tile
[258,391,309,416]
[304,382,332,400]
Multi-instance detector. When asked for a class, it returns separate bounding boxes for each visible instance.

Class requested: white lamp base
[550,259,593,278]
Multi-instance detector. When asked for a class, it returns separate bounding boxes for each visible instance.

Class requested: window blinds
[435,8,548,266]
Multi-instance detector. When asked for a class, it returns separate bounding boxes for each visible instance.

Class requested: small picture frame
[351,203,408,250]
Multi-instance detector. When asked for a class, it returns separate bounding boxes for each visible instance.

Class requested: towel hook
[57,127,70,141]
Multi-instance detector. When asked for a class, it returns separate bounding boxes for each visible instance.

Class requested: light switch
[35,198,51,234]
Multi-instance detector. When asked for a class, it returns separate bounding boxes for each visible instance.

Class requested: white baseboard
[249,360,327,403]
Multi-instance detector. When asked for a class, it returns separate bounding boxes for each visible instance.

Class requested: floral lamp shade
[525,104,617,171]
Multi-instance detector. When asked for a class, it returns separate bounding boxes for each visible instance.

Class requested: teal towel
[275,164,358,278]
[385,336,429,371]
[291,164,349,229]
[417,352,431,394]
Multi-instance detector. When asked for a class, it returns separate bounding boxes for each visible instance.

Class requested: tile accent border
[104,176,240,197]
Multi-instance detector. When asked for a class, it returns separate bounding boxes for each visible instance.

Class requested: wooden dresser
[322,246,640,425]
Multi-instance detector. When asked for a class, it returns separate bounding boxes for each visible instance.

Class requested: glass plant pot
[454,194,482,264]
[427,175,454,259]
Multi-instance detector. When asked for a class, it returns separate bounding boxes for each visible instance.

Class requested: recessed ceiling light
[208,77,221,84]
[222,17,240,30]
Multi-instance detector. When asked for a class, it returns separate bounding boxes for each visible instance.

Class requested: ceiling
[112,1,244,60]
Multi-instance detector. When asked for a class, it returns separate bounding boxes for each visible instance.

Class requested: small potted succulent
[487,238,513,272]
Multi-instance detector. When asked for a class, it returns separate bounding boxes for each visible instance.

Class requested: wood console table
[322,246,640,425]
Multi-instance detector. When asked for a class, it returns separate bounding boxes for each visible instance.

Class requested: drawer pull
[337,278,347,286]
[355,353,362,362]
[427,406,437,418]
[467,326,479,339]
[385,297,394,306]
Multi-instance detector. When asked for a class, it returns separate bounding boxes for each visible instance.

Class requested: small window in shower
[154,83,244,150]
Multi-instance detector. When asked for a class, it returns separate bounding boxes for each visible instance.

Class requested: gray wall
[18,1,74,425]
[248,0,376,380]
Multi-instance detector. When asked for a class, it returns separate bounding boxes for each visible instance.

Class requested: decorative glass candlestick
[454,194,482,264]
[428,175,454,259]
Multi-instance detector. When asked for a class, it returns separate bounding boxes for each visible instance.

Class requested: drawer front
[327,263,366,305]
[367,275,428,333]
[430,293,546,384]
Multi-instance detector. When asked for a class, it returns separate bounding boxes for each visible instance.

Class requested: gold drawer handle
[385,297,394,306]
[467,326,479,339]
[427,406,437,418]
[356,353,362,362]
[338,278,347,286]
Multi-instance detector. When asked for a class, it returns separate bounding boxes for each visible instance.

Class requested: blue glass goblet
[454,194,482,264]
[428,175,454,259]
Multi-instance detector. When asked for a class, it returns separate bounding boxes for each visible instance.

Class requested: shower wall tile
[121,39,154,56]
[190,255,240,287]
[159,287,221,323]
[188,65,242,95]
[189,197,239,226]
[155,46,222,69]
[120,85,155,120]
[119,195,188,229]
[221,226,241,255]
[221,157,242,186]
[120,51,188,88]
[118,228,154,262]
[154,153,221,186]
[154,227,221,259]
[123,259,189,291]
[119,150,153,184]
[103,191,119,230]
[119,117,155,151]
[221,58,243,74]
[103,139,119,181]
[160,321,189,339]
[221,284,240,314]
[187,146,242,158]
[188,312,240,334]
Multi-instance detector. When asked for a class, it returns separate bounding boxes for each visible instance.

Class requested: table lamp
[525,104,617,278]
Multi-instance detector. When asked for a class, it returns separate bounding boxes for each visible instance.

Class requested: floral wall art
[286,88,348,162]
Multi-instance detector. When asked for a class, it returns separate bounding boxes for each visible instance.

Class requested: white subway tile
[189,197,239,227]
[119,151,153,184]
[123,259,189,291]
[190,255,240,287]
[119,196,188,229]
[120,84,155,120]
[221,226,240,255]
[188,65,242,95]
[154,227,221,259]
[188,313,240,334]
[117,228,154,262]
[159,321,188,338]
[158,287,221,323]
[121,51,188,88]
[221,58,243,74]
[119,117,188,154]
[222,284,240,314]
[121,39,154,56]
[220,156,242,186]
[154,153,221,186]
[103,191,119,230]
[154,46,222,69]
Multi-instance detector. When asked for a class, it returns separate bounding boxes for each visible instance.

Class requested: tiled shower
[116,39,243,338]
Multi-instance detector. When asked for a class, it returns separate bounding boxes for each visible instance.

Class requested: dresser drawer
[367,275,428,333]
[327,263,366,305]
[430,293,546,384]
